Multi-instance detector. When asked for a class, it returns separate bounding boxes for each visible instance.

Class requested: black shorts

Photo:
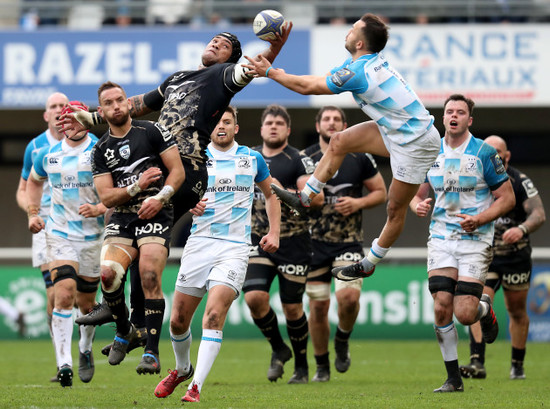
[308,240,365,283]
[172,159,208,223]
[104,208,173,250]
[243,233,312,304]
[487,252,532,292]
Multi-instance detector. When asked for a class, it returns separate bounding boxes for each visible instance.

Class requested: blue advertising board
[0,27,309,108]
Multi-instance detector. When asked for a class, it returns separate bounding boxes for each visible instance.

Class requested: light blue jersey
[21,130,61,217]
[427,134,509,245]
[190,142,270,244]
[326,53,434,146]
[33,135,104,241]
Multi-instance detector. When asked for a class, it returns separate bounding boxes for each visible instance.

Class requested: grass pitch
[1,338,549,409]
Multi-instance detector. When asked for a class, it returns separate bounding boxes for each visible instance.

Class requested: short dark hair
[315,106,347,124]
[215,32,242,64]
[97,81,125,102]
[444,94,475,116]
[360,13,389,53]
[261,104,291,127]
[225,105,238,124]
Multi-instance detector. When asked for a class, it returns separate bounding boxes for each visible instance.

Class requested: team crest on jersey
[119,144,131,160]
[464,158,477,173]
[330,68,355,87]
[301,157,316,174]
[238,157,250,168]
[491,154,506,174]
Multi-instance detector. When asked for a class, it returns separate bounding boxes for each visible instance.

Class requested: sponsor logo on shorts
[335,252,363,262]
[278,264,308,276]
[502,272,531,286]
[227,270,237,281]
[135,223,169,236]
[105,223,120,236]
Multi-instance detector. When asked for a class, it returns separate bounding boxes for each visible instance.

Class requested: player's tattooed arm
[521,194,546,234]
[128,94,153,118]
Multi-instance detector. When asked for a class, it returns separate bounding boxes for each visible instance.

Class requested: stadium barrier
[2,247,550,341]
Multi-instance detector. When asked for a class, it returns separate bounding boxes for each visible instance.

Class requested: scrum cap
[215,32,242,63]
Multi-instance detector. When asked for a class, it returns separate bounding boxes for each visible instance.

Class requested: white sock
[301,176,325,205]
[52,308,74,368]
[434,322,458,361]
[191,329,223,393]
[171,328,192,375]
[365,238,390,266]
[79,324,95,352]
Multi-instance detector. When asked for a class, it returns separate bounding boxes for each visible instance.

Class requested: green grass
[1,339,549,409]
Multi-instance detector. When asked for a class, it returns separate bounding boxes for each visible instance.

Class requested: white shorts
[32,229,50,268]
[46,233,101,278]
[427,238,491,282]
[383,125,440,184]
[175,236,250,298]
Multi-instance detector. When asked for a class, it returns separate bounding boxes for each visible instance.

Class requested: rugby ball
[253,10,284,41]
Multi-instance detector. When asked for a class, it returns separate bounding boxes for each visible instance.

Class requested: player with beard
[91,81,185,375]
[62,28,292,328]
[303,106,386,382]
[242,104,323,384]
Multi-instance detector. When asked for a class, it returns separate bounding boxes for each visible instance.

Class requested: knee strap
[77,277,100,294]
[52,265,78,285]
[455,281,483,299]
[428,275,457,295]
[306,282,331,301]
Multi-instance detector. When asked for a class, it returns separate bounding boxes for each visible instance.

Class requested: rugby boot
[479,294,499,344]
[136,350,161,374]
[433,378,464,393]
[270,183,310,217]
[510,364,526,380]
[101,326,147,356]
[78,350,94,383]
[182,384,200,403]
[332,262,375,281]
[311,365,330,382]
[154,366,194,398]
[267,345,292,382]
[287,366,309,384]
[108,325,138,365]
[57,364,73,388]
[460,359,486,379]
[334,339,351,373]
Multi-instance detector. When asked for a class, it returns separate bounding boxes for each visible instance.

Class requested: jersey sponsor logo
[219,178,232,185]
[65,175,75,181]
[278,263,308,276]
[191,180,204,196]
[301,156,315,174]
[119,144,130,160]
[135,222,169,236]
[206,159,214,168]
[522,178,538,198]
[431,160,441,169]
[48,157,59,165]
[113,157,150,175]
[154,122,172,142]
[104,148,115,161]
[325,183,353,195]
[330,68,355,87]
[490,153,506,174]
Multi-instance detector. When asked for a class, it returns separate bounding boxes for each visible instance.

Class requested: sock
[315,352,329,367]
[335,326,352,343]
[192,329,223,393]
[434,322,460,381]
[468,329,485,364]
[171,328,192,375]
[475,299,490,322]
[144,298,165,355]
[253,308,287,351]
[511,347,526,367]
[300,176,325,206]
[52,308,74,368]
[364,238,390,268]
[103,286,131,335]
[129,261,146,328]
[286,313,309,369]
[79,324,95,352]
